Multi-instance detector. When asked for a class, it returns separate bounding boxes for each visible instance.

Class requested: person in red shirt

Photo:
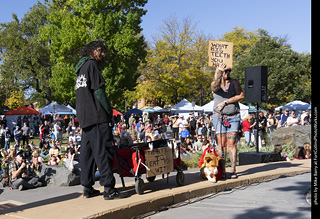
[242,114,256,147]
[162,114,170,126]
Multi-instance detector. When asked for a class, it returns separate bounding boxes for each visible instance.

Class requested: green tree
[39,0,148,109]
[232,31,311,107]
[0,2,51,106]
[220,26,259,64]
[136,16,213,106]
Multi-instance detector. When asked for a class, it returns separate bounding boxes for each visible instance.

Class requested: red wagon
[112,139,185,194]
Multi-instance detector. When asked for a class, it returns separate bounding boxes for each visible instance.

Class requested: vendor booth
[5,106,39,131]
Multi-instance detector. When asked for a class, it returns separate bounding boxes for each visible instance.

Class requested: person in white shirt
[287,111,300,126]
[53,121,61,142]
[178,116,185,134]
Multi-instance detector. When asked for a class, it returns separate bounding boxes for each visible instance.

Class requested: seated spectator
[75,131,81,146]
[38,138,46,150]
[32,149,44,164]
[201,140,210,152]
[1,149,12,187]
[185,137,194,151]
[48,155,60,165]
[49,144,59,158]
[180,139,194,154]
[8,151,42,190]
[7,145,15,155]
[40,143,50,158]
[24,145,33,162]
[119,124,133,147]
[55,140,62,150]
[293,147,306,160]
[194,135,203,152]
[49,138,55,148]
[1,149,13,164]
[304,143,311,159]
[31,150,44,174]
[67,140,75,150]
[68,132,76,143]
[13,141,20,153]
[74,142,80,153]
[180,142,188,155]
[28,141,35,150]
[63,148,80,172]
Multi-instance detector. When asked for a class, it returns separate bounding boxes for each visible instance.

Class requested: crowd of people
[0,105,311,191]
[242,108,311,147]
[0,114,82,190]
[116,107,311,151]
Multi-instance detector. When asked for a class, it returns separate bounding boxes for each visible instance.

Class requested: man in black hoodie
[75,41,123,200]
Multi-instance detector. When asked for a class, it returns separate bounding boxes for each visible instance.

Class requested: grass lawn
[1,133,70,166]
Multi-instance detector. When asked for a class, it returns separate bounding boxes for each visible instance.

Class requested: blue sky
[0,0,311,53]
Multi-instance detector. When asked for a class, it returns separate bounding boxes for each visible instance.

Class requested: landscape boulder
[40,164,80,187]
[270,125,311,150]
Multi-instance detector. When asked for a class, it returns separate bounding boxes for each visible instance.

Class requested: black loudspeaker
[244,66,268,103]
[239,152,281,165]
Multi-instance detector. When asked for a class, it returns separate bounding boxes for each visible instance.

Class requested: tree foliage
[0,3,311,111]
[232,31,311,108]
[6,88,25,109]
[220,26,259,63]
[136,23,311,108]
[39,0,148,108]
[134,16,213,107]
[0,2,51,107]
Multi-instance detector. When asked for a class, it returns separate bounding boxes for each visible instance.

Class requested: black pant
[22,135,29,146]
[172,127,179,140]
[11,176,41,190]
[80,122,115,192]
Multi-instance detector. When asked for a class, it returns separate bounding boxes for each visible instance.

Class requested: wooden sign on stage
[208,41,233,68]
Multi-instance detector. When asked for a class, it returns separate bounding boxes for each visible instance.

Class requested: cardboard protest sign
[144,147,173,177]
[208,41,233,68]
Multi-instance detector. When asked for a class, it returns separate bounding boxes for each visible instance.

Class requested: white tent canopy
[39,102,74,114]
[169,98,203,112]
[202,101,214,113]
[239,103,249,120]
[153,106,169,112]
[202,100,248,120]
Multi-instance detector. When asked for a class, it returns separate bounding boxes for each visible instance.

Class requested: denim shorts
[212,117,241,134]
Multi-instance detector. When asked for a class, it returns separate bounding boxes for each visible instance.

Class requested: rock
[40,164,80,187]
[270,125,311,150]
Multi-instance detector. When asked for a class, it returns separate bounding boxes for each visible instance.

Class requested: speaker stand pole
[255,103,259,153]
